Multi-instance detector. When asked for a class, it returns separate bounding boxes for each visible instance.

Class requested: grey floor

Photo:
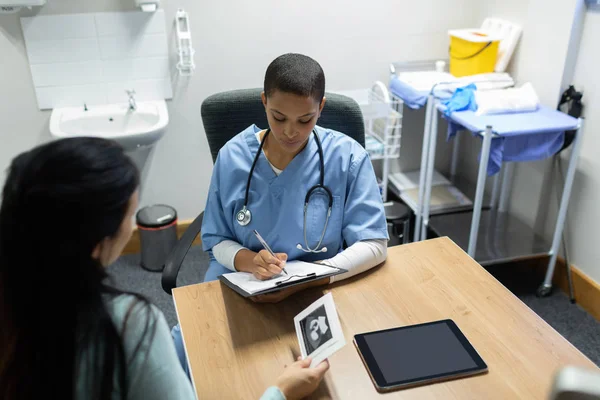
[107,247,600,366]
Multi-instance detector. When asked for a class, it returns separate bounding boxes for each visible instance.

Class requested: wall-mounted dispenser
[135,0,159,12]
[0,0,45,13]
[175,9,195,76]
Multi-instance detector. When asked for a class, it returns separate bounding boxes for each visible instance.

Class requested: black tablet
[354,320,488,392]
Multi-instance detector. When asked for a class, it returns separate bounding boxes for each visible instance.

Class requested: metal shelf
[335,83,402,201]
[429,210,551,266]
[451,175,492,209]
[388,171,491,216]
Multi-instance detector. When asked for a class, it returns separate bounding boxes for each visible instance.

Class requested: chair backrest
[200,88,365,163]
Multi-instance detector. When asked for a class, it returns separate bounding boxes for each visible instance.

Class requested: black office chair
[161,88,365,294]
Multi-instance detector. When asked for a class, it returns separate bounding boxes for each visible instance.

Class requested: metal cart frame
[421,103,583,296]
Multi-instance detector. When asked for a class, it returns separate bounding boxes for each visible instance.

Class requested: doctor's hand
[252,250,288,280]
[274,357,330,400]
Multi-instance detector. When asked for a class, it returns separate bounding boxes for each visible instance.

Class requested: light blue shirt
[202,125,388,268]
[76,295,285,400]
[76,295,196,400]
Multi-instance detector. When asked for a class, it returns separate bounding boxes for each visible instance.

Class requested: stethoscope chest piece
[236,206,252,226]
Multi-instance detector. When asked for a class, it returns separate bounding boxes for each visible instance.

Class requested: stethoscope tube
[299,130,331,253]
[235,128,270,226]
[244,129,270,209]
[236,128,333,253]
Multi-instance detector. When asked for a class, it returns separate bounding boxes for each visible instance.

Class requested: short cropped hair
[264,53,325,102]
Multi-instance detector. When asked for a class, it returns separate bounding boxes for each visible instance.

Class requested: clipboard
[219,263,347,298]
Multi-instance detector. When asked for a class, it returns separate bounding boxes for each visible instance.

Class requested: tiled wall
[21,10,172,110]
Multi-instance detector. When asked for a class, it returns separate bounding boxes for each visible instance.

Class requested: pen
[253,230,287,275]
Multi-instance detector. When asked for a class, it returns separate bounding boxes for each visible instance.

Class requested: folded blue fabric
[389,77,429,109]
[441,83,478,116]
[446,124,565,175]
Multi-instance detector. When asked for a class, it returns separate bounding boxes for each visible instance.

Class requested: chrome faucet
[126,89,137,111]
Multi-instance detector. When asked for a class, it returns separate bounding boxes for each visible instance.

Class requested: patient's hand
[275,357,330,400]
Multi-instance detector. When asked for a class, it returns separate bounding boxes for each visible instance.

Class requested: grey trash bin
[136,204,178,272]
[384,201,411,246]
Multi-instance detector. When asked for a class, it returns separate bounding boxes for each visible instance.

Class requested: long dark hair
[0,138,152,400]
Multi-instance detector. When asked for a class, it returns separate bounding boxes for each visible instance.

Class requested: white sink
[49,100,169,151]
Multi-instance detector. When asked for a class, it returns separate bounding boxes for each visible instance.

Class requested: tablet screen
[355,320,486,389]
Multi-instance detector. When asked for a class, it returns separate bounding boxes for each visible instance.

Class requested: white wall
[20,10,172,109]
[456,0,580,185]
[0,0,480,220]
[485,0,583,241]
[566,6,600,284]
[2,1,598,284]
[458,0,600,285]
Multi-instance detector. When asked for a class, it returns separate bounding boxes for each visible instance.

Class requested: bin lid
[448,29,503,43]
[136,204,177,228]
[384,201,410,221]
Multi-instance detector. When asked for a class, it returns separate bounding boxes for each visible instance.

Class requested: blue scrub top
[201,125,388,267]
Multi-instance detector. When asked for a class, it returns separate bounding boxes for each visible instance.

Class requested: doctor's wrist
[233,249,258,273]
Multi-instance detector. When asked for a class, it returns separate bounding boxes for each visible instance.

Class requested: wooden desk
[173,237,597,399]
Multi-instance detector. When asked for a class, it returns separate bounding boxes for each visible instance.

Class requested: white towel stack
[456,72,514,91]
[475,82,540,116]
[397,72,514,93]
[397,71,456,92]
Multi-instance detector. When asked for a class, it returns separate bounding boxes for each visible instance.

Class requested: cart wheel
[536,285,553,298]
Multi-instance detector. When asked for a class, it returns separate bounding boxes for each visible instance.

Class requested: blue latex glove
[441,83,478,116]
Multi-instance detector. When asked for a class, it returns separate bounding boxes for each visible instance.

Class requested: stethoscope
[236,128,333,253]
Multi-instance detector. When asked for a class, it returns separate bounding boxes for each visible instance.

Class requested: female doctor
[201,53,389,301]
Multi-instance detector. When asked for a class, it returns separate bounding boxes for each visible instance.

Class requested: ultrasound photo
[299,304,333,354]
